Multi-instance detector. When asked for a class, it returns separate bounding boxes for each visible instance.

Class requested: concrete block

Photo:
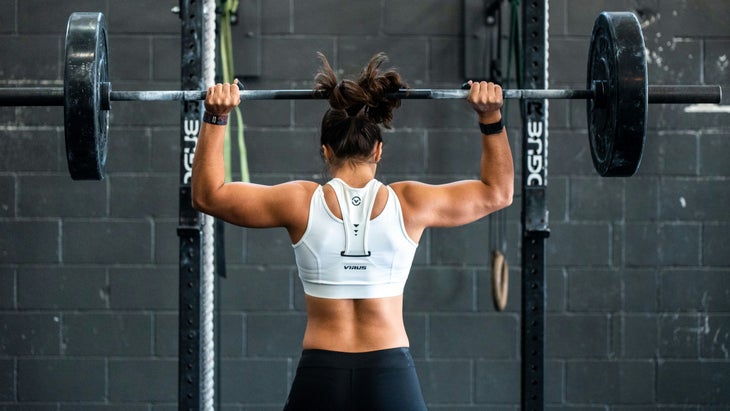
[219,359,289,403]
[384,0,461,35]
[62,220,152,264]
[18,0,101,33]
[429,313,517,358]
[0,221,59,263]
[700,314,730,359]
[108,37,151,81]
[0,36,60,79]
[0,175,14,217]
[427,130,482,175]
[293,0,380,35]
[0,0,15,33]
[567,268,621,312]
[0,130,61,173]
[639,133,698,176]
[148,125,181,176]
[0,358,13,401]
[566,360,654,404]
[109,359,177,402]
[705,39,730,86]
[624,178,659,221]
[0,268,14,309]
[220,266,291,311]
[546,314,608,358]
[338,38,429,84]
[378,130,427,175]
[621,314,658,358]
[105,128,152,173]
[547,38,589,87]
[569,177,623,221]
[18,266,107,309]
[109,267,177,309]
[153,313,177,357]
[18,175,107,218]
[245,228,296,265]
[152,37,181,82]
[110,175,178,218]
[546,267,566,312]
[660,269,730,312]
[700,133,730,177]
[545,359,565,404]
[62,313,152,356]
[546,177,568,223]
[219,313,246,357]
[430,37,462,83]
[547,222,610,267]
[404,267,475,312]
[622,269,658,312]
[153,219,179,264]
[415,359,472,404]
[660,179,730,221]
[657,360,730,403]
[262,0,291,34]
[245,130,321,174]
[18,359,105,401]
[108,1,178,34]
[431,223,490,266]
[0,314,59,356]
[404,314,426,358]
[624,223,700,267]
[658,314,699,358]
[547,130,597,176]
[246,313,306,356]
[261,38,334,81]
[475,359,519,404]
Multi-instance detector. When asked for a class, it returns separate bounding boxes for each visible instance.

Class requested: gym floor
[0,0,728,409]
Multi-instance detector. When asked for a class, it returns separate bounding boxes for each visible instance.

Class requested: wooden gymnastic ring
[491,250,509,311]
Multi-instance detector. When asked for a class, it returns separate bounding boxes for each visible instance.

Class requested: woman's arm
[190,82,313,231]
[392,81,514,236]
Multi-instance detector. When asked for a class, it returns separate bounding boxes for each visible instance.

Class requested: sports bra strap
[328,178,382,257]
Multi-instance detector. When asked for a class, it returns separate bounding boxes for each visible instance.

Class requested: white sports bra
[292,178,418,299]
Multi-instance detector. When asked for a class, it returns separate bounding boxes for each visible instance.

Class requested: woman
[192,53,513,410]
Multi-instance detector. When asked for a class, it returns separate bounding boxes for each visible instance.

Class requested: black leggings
[283,347,427,411]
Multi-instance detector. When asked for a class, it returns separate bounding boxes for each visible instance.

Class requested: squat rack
[174,1,548,410]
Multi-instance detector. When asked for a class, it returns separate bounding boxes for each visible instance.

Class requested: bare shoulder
[388,180,434,204]
[277,180,320,204]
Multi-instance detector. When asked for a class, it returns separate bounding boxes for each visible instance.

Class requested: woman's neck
[330,162,377,188]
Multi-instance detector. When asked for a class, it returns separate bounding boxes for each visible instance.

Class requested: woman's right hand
[204,80,242,116]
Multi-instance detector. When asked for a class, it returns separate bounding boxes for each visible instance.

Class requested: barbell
[0,12,722,180]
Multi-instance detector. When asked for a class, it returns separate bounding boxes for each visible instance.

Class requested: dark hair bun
[314,52,407,129]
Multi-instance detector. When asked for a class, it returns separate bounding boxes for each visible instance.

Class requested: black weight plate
[586,12,647,177]
[64,12,109,180]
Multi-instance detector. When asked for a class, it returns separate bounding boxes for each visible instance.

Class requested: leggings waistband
[297,347,414,369]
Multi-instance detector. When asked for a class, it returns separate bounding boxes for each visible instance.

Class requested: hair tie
[346,103,365,117]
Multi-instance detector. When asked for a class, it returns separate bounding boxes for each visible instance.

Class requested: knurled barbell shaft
[0,84,721,106]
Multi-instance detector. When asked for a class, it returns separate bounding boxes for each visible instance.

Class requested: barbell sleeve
[0,87,65,106]
[648,85,722,104]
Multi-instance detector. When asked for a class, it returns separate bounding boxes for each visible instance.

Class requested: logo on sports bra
[351,196,361,206]
[344,265,367,270]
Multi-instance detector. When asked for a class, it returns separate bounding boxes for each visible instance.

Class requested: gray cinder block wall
[1,0,729,410]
